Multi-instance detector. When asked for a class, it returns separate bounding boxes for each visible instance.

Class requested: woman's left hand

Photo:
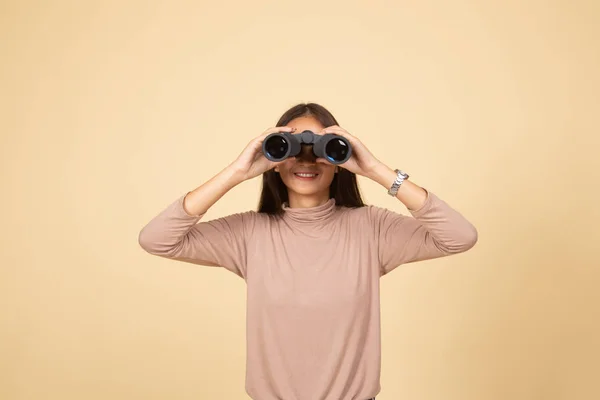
[318,125,383,178]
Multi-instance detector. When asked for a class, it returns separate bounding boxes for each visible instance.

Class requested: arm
[367,163,478,276]
[311,125,477,275]
[138,125,297,279]
[138,165,252,279]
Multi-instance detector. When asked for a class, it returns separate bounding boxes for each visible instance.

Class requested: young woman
[138,103,478,400]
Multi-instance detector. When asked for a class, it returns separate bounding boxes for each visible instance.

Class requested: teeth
[295,173,317,177]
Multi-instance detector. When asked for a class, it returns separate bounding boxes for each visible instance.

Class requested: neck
[287,190,330,208]
[281,193,337,230]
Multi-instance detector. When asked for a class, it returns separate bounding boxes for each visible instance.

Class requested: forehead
[286,116,325,132]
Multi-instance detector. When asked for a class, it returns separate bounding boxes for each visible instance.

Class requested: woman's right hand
[230,126,296,181]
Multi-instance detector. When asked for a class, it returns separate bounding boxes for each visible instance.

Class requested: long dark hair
[257,103,365,214]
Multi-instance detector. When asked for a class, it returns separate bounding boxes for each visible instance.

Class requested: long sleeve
[138,192,254,280]
[368,189,478,276]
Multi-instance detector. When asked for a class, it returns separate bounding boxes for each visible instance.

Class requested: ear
[275,166,280,172]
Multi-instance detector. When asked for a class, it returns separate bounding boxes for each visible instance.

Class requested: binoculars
[262,130,352,164]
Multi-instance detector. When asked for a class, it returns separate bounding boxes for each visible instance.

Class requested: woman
[138,103,478,400]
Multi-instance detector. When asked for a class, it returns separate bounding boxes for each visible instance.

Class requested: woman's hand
[230,126,296,181]
[317,125,383,178]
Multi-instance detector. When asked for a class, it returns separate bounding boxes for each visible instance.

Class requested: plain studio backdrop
[1,1,598,399]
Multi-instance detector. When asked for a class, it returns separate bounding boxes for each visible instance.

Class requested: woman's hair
[257,103,366,214]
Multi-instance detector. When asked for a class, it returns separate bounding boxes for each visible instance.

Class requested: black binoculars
[262,130,352,164]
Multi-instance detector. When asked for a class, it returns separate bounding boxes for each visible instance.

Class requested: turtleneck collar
[281,197,337,225]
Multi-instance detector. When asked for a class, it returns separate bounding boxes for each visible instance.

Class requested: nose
[296,145,317,162]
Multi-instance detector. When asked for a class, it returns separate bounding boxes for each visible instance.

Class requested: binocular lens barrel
[262,130,352,165]
[325,138,350,162]
[263,135,289,160]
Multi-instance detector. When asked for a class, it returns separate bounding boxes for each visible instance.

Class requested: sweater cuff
[407,188,436,218]
[176,192,205,219]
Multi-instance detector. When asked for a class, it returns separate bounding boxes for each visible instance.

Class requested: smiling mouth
[293,172,319,180]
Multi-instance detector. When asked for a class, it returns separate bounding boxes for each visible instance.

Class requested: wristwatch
[387,169,409,196]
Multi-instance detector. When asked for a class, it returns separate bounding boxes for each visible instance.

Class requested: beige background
[1,0,599,399]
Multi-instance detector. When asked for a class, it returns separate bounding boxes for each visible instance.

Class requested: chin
[281,173,334,197]
[288,186,327,196]
[285,180,334,196]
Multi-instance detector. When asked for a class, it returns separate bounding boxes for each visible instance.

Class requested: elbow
[138,227,173,256]
[440,223,478,254]
[138,227,157,254]
[138,226,186,258]
[466,224,478,249]
[457,223,478,252]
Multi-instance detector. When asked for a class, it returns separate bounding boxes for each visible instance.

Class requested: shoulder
[337,204,409,230]
[338,203,400,219]
[234,209,281,232]
[200,209,265,236]
[336,204,383,225]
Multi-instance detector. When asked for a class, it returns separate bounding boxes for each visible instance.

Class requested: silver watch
[387,169,409,196]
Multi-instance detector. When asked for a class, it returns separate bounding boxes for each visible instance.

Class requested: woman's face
[274,116,337,200]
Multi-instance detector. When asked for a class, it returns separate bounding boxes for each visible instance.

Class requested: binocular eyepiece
[262,130,352,165]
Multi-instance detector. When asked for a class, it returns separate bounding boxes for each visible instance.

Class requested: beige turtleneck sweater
[138,188,478,400]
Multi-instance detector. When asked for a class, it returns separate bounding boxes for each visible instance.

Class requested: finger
[255,127,296,146]
[321,127,358,145]
[321,126,352,137]
[262,126,296,137]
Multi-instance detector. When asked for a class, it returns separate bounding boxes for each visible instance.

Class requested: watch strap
[387,169,409,196]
